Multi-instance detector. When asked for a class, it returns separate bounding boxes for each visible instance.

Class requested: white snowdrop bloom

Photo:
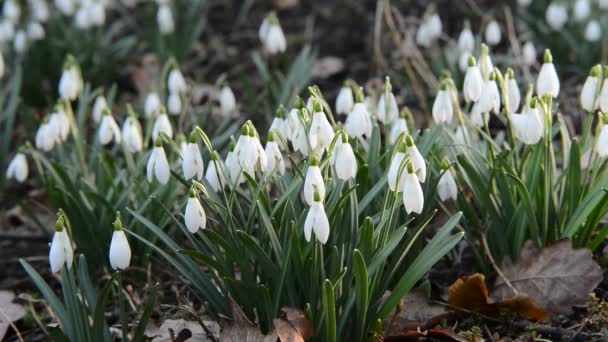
[35,121,56,151]
[303,156,325,205]
[269,109,289,142]
[98,111,121,145]
[205,152,225,192]
[157,4,174,34]
[574,0,591,21]
[49,220,73,273]
[478,75,501,114]
[167,92,181,115]
[345,102,372,139]
[152,113,173,141]
[580,68,600,112]
[55,0,75,15]
[89,1,105,26]
[168,68,187,94]
[402,161,424,214]
[225,146,243,186]
[438,168,458,202]
[484,20,501,46]
[510,101,543,145]
[478,45,494,80]
[390,115,409,145]
[13,30,27,54]
[0,20,15,43]
[518,0,532,6]
[470,102,485,128]
[147,140,171,184]
[6,152,27,182]
[233,126,256,177]
[121,117,143,153]
[184,190,206,233]
[458,26,475,53]
[259,14,286,54]
[584,20,601,42]
[26,22,45,41]
[458,52,470,72]
[265,132,285,177]
[332,135,357,181]
[291,109,309,156]
[303,192,330,244]
[427,13,442,39]
[109,217,131,270]
[182,138,204,181]
[254,132,267,174]
[599,77,608,113]
[3,0,20,22]
[600,0,608,9]
[522,42,536,66]
[145,92,161,118]
[416,22,431,47]
[335,86,354,115]
[546,2,568,31]
[92,95,108,123]
[387,145,406,192]
[308,102,335,155]
[305,96,314,113]
[405,135,426,183]
[377,79,399,124]
[597,123,608,157]
[536,50,560,98]
[219,85,237,116]
[30,0,50,22]
[506,72,521,113]
[75,7,92,29]
[49,107,70,143]
[432,83,453,124]
[59,64,83,101]
[464,57,483,102]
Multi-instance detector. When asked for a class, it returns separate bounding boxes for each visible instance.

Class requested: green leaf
[322,279,337,342]
[353,250,369,341]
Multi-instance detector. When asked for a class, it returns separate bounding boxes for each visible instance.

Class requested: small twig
[481,234,519,296]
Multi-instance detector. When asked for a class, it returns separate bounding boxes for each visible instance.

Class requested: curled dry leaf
[220,300,278,342]
[148,319,221,342]
[448,273,548,321]
[278,307,313,340]
[384,288,449,335]
[492,240,603,315]
[0,291,26,340]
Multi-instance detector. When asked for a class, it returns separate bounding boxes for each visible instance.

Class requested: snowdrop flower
[219,85,237,116]
[511,99,543,145]
[157,4,174,34]
[536,49,560,98]
[405,135,426,183]
[147,138,171,184]
[390,109,410,145]
[0,20,15,43]
[458,23,475,53]
[59,56,83,101]
[30,0,50,22]
[426,13,442,39]
[49,106,70,143]
[259,13,286,54]
[98,110,121,145]
[584,20,601,42]
[205,152,225,192]
[438,167,457,202]
[599,67,608,113]
[506,69,521,113]
[388,141,407,192]
[75,7,92,29]
[152,110,173,141]
[121,116,143,153]
[168,68,187,94]
[522,42,536,66]
[184,188,206,233]
[597,117,608,157]
[55,0,75,15]
[344,89,372,139]
[464,56,483,102]
[167,92,181,115]
[478,44,494,80]
[416,22,431,47]
[574,0,590,21]
[308,99,335,155]
[581,66,600,112]
[303,154,325,205]
[478,72,501,114]
[92,95,108,123]
[109,214,131,270]
[290,108,310,156]
[470,102,485,128]
[89,1,105,26]
[225,142,243,185]
[145,92,161,118]
[182,134,204,181]
[432,82,453,124]
[402,160,424,214]
[3,0,20,22]
[304,189,330,244]
[35,120,56,151]
[27,22,45,41]
[377,77,399,124]
[458,52,471,72]
[546,2,568,31]
[6,152,27,182]
[331,132,357,181]
[335,85,354,115]
[265,131,285,177]
[49,216,73,273]
[13,30,27,54]
[484,20,501,46]
[518,0,532,6]
[270,107,289,142]
[233,124,255,177]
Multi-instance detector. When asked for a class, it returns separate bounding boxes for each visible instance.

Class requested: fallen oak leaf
[492,240,603,316]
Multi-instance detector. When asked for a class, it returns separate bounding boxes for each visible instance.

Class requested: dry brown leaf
[448,274,548,321]
[311,57,345,79]
[383,326,470,342]
[148,319,220,341]
[0,291,26,340]
[271,0,298,9]
[384,288,449,335]
[273,318,303,342]
[492,240,603,315]
[279,307,313,340]
[220,300,278,342]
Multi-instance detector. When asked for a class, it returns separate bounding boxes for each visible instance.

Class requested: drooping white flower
[219,85,237,116]
[232,126,256,178]
[458,52,471,72]
[574,0,591,21]
[6,152,27,182]
[303,193,330,244]
[484,20,501,46]
[49,107,70,143]
[35,121,56,151]
[522,41,536,66]
[387,144,406,192]
[168,68,187,94]
[157,4,174,34]
[259,14,286,54]
[55,0,75,15]
[270,108,289,143]
[75,7,92,29]
[390,112,409,145]
[546,2,568,31]
[92,95,108,123]
[184,189,206,233]
[416,22,431,48]
[402,160,424,214]
[147,140,171,184]
[458,25,475,53]
[463,57,483,102]
[580,67,600,112]
[89,1,106,26]
[121,116,143,153]
[511,101,543,145]
[290,108,309,156]
[344,102,372,139]
[59,61,83,101]
[205,152,225,192]
[506,71,521,113]
[303,155,325,205]
[437,168,457,202]
[331,134,357,181]
[405,135,426,183]
[478,74,501,114]
[27,21,45,41]
[264,132,285,177]
[182,137,204,181]
[225,144,243,186]
[167,92,181,115]
[335,86,354,115]
[49,219,73,273]
[478,44,494,80]
[426,13,442,39]
[109,216,131,270]
[517,0,532,7]
[470,102,485,128]
[98,110,121,145]
[432,82,453,124]
[13,30,27,54]
[308,101,335,155]
[597,122,608,157]
[145,92,161,118]
[584,20,601,43]
[30,0,50,22]
[152,112,173,141]
[3,0,20,22]
[377,78,399,124]
[536,50,560,98]
[599,75,608,113]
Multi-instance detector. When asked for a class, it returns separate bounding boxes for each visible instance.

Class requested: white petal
[185,197,206,233]
[402,173,424,214]
[109,230,131,270]
[154,147,171,184]
[387,152,406,192]
[49,232,66,273]
[303,165,325,205]
[311,202,330,244]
